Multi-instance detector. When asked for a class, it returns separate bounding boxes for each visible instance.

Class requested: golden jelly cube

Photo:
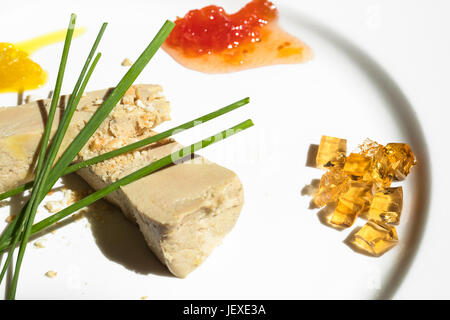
[343,153,371,177]
[313,167,349,207]
[330,182,373,228]
[368,187,403,225]
[316,135,347,169]
[351,221,398,256]
[385,143,416,180]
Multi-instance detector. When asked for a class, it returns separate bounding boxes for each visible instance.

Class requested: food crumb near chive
[45,271,57,278]
[121,58,133,66]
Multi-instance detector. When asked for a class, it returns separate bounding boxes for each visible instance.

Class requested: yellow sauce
[0,28,85,93]
[15,27,86,55]
[0,42,47,93]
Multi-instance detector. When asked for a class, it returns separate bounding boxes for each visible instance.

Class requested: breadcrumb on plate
[121,58,133,66]
[45,271,57,278]
[34,241,45,248]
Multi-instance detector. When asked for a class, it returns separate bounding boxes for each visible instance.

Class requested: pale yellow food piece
[34,241,45,248]
[45,270,57,278]
[121,58,133,66]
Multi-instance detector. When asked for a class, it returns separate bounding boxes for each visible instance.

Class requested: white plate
[0,0,430,299]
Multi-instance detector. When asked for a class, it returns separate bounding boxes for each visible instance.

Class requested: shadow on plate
[284,7,432,299]
[60,174,172,277]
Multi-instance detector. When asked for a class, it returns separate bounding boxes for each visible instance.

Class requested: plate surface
[0,0,430,299]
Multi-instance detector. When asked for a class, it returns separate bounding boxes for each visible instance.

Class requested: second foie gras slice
[76,137,244,278]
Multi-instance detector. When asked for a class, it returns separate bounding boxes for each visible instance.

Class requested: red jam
[163,0,313,73]
[166,0,278,56]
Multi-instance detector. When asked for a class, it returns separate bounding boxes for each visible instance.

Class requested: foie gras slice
[0,84,170,193]
[76,136,244,278]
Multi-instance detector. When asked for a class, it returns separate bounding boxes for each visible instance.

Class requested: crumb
[44,200,65,213]
[5,215,15,223]
[121,58,133,66]
[34,241,45,248]
[141,296,148,300]
[74,212,84,221]
[94,98,104,105]
[47,190,55,196]
[45,271,57,278]
[51,230,56,235]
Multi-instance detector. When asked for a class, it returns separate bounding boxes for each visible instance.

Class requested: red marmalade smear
[163,0,313,73]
